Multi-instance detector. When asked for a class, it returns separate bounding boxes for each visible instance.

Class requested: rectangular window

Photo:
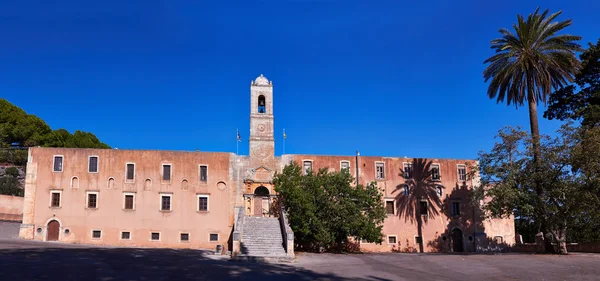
[180,233,189,242]
[151,232,160,241]
[403,163,413,179]
[162,164,171,181]
[419,201,428,216]
[88,156,98,173]
[494,236,503,244]
[452,201,460,216]
[87,192,98,209]
[340,161,350,172]
[53,156,63,172]
[431,164,440,181]
[199,165,208,183]
[50,191,61,207]
[92,230,102,239]
[198,195,209,212]
[209,233,219,242]
[303,160,313,175]
[124,193,135,210]
[385,200,395,215]
[376,162,385,179]
[388,235,397,244]
[121,231,131,240]
[457,165,467,182]
[415,236,423,245]
[126,163,135,181]
[160,194,172,211]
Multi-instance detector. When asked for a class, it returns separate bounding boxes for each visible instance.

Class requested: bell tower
[249,74,275,168]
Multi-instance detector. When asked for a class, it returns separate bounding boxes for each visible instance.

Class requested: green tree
[545,39,600,128]
[475,125,600,254]
[273,162,386,252]
[0,167,23,196]
[483,8,582,252]
[395,158,443,253]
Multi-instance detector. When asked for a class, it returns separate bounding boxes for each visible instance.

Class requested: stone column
[19,149,37,240]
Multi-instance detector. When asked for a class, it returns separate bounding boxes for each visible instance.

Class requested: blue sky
[1,1,598,159]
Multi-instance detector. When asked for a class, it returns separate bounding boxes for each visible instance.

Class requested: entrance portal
[47,220,60,241]
[253,186,270,216]
[451,228,464,252]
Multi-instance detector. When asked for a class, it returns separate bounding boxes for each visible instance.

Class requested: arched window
[254,185,270,196]
[258,95,266,113]
[70,177,79,188]
[144,178,152,190]
[107,177,115,189]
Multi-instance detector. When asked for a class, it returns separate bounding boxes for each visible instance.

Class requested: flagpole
[283,128,286,155]
[236,129,239,155]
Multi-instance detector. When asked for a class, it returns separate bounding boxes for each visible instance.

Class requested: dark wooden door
[254,197,263,216]
[451,229,463,252]
[47,220,59,241]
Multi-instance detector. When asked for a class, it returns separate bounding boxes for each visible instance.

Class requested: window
[88,156,98,173]
[415,236,423,245]
[431,164,440,181]
[209,233,219,242]
[385,200,395,215]
[419,201,428,216]
[124,193,135,210]
[258,95,266,113]
[160,194,172,211]
[87,192,98,209]
[92,230,102,239]
[53,156,63,172]
[403,162,413,179]
[452,201,460,216]
[151,232,160,241]
[494,236,503,244]
[180,233,190,242]
[340,161,350,172]
[199,165,208,183]
[402,185,409,195]
[121,231,131,240]
[303,160,313,175]
[375,162,385,179]
[126,163,135,181]
[162,164,171,181]
[457,165,467,182]
[50,191,61,207]
[198,195,209,212]
[388,235,397,244]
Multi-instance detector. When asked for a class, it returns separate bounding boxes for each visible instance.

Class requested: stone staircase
[240,217,288,258]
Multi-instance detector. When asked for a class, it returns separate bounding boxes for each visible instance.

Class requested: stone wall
[514,243,600,253]
[0,194,23,221]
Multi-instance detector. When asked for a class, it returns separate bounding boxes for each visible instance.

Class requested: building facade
[19,74,514,253]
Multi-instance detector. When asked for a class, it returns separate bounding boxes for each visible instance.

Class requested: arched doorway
[47,220,60,241]
[254,186,270,216]
[451,228,464,252]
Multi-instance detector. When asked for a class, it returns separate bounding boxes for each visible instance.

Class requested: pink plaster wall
[289,155,515,252]
[0,194,23,221]
[26,147,234,250]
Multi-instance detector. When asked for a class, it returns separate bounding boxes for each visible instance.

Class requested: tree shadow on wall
[0,247,391,281]
[392,158,442,253]
[426,182,511,253]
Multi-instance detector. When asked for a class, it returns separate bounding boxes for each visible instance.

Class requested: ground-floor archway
[451,228,464,252]
[47,220,60,241]
[253,186,270,216]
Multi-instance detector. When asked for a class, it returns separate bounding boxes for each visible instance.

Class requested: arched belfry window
[258,95,266,113]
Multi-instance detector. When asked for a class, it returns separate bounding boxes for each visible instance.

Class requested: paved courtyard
[1,222,600,280]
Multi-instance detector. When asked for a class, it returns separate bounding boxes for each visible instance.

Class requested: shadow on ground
[0,247,387,281]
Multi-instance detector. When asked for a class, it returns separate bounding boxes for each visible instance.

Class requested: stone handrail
[232,206,245,257]
[278,206,295,257]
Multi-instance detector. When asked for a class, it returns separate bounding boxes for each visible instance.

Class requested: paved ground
[2,221,600,280]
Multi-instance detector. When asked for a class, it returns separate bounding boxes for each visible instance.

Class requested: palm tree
[483,7,581,162]
[395,158,443,253]
[483,7,582,253]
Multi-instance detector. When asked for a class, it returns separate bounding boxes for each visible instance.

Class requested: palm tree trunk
[416,202,424,253]
[527,80,555,254]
